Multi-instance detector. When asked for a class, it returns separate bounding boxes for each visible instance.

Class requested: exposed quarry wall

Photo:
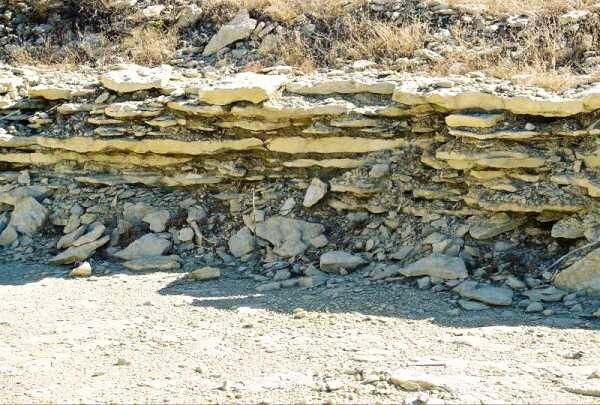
[1,63,599,302]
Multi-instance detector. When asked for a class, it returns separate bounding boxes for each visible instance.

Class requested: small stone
[69,261,92,278]
[190,266,221,281]
[447,308,461,316]
[177,227,195,242]
[303,178,328,207]
[115,358,130,366]
[543,309,554,316]
[389,370,445,391]
[417,277,431,289]
[320,251,367,274]
[525,302,544,313]
[505,275,526,290]
[0,225,18,247]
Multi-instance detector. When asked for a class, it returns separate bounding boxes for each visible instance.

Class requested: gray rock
[114,233,171,260]
[9,197,48,236]
[389,369,447,391]
[72,223,105,247]
[400,254,468,280]
[523,286,567,302]
[458,299,489,310]
[303,178,328,207]
[0,185,51,206]
[190,266,220,281]
[123,255,181,271]
[0,225,18,247]
[320,251,367,274]
[254,216,324,258]
[453,280,513,306]
[57,225,87,249]
[177,227,195,242]
[143,209,170,232]
[525,302,544,313]
[469,213,525,240]
[554,247,600,294]
[203,9,257,56]
[123,202,152,224]
[49,236,110,265]
[228,227,255,257]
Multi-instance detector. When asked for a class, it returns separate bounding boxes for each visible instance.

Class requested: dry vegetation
[5,0,600,90]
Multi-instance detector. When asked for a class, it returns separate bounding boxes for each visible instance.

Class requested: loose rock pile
[0,60,600,318]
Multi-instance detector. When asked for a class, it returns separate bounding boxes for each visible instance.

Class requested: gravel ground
[1,263,599,404]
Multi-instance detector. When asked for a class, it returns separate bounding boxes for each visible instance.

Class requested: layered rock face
[1,63,600,296]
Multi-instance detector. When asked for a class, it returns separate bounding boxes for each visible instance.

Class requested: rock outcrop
[2,64,600,296]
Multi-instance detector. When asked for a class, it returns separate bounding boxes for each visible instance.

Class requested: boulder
[123,255,181,271]
[228,227,255,257]
[254,216,325,258]
[320,251,366,274]
[555,248,600,293]
[399,254,468,280]
[202,9,256,56]
[303,178,328,207]
[49,236,110,265]
[113,234,171,261]
[9,197,48,236]
[453,280,513,306]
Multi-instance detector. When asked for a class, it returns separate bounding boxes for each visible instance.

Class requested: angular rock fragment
[142,210,170,233]
[228,227,255,257]
[320,251,366,274]
[72,223,105,247]
[555,248,600,293]
[303,178,328,207]
[123,255,181,271]
[100,64,172,93]
[113,234,171,260]
[202,9,256,56]
[469,213,525,240]
[400,254,468,280]
[254,216,325,258]
[49,236,110,265]
[190,266,221,281]
[198,72,287,105]
[453,280,513,306]
[9,197,48,236]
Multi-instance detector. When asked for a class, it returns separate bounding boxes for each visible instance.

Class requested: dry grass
[120,27,178,65]
[448,0,598,15]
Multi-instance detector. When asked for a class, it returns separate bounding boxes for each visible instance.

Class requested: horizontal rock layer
[2,65,600,290]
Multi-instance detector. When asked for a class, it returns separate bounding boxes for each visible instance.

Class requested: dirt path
[0,263,599,404]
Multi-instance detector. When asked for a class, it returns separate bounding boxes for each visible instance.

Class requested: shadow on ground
[1,260,598,330]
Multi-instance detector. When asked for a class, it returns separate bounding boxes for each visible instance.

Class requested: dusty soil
[0,263,599,404]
